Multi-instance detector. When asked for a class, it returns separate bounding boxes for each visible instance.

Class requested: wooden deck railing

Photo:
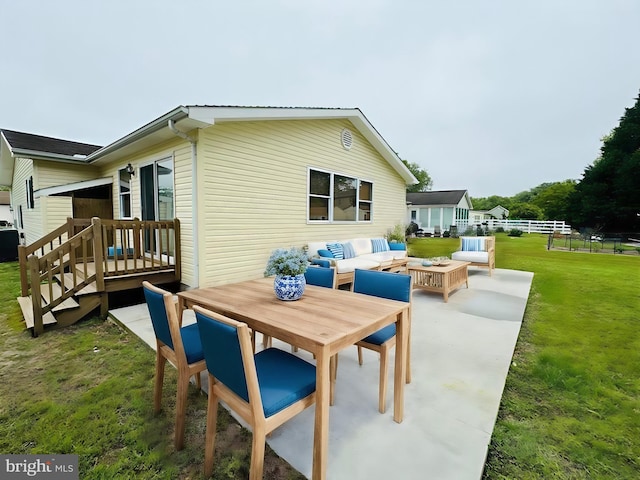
[19,217,181,335]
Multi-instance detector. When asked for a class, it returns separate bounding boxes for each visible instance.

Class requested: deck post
[18,244,28,297]
[174,218,181,282]
[92,217,106,293]
[29,255,43,337]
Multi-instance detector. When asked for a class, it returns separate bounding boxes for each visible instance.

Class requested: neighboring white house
[469,205,510,225]
[406,190,472,234]
[0,106,418,288]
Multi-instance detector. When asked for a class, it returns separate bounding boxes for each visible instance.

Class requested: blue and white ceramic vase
[274,274,306,301]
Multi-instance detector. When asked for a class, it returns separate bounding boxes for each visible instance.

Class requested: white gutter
[168,119,199,288]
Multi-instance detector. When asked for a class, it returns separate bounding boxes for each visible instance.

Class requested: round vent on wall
[341,128,353,150]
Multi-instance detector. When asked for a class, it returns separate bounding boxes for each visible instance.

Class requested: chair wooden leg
[204,380,219,478]
[154,352,167,413]
[379,346,389,414]
[194,371,202,391]
[174,371,190,450]
[249,424,266,480]
[357,345,363,365]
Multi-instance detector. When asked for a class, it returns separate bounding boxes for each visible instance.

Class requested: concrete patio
[109,266,533,480]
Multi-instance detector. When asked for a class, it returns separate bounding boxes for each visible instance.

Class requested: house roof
[86,105,418,185]
[1,106,418,187]
[0,129,102,158]
[406,190,470,206]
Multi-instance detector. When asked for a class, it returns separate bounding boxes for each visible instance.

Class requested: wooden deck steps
[17,296,57,330]
[40,283,80,312]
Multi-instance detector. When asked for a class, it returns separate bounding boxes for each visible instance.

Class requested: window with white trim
[26,176,34,209]
[308,168,373,222]
[118,168,132,218]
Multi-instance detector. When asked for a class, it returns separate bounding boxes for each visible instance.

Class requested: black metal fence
[547,232,640,255]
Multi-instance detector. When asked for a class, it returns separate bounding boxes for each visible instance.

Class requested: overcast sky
[2,0,639,197]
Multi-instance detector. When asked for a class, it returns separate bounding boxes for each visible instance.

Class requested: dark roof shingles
[406,190,467,206]
[1,129,102,157]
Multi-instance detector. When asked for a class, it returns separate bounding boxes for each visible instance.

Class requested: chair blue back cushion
[312,258,331,268]
[305,267,335,288]
[254,349,316,417]
[143,286,174,349]
[352,269,411,345]
[196,311,250,401]
[180,323,205,364]
[196,311,316,417]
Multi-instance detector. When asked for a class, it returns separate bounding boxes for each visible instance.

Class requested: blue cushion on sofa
[388,242,406,251]
[371,238,390,253]
[342,242,356,259]
[326,242,344,259]
[317,249,334,258]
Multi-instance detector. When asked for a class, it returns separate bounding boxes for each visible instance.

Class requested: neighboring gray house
[406,190,472,234]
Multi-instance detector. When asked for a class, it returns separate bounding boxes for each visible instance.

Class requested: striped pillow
[462,237,484,252]
[326,242,344,259]
[371,238,390,253]
[342,242,356,259]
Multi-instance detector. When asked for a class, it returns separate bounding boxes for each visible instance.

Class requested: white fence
[481,219,571,234]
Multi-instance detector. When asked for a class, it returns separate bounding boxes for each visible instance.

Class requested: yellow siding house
[0,106,417,288]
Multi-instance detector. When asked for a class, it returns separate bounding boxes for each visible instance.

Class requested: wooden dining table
[177,277,410,480]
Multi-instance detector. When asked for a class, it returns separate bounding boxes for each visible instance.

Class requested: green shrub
[508,228,523,237]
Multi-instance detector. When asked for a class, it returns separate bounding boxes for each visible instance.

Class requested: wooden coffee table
[408,259,470,302]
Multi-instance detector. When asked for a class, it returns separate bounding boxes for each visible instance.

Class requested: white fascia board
[35,177,113,199]
[86,106,191,162]
[10,148,89,163]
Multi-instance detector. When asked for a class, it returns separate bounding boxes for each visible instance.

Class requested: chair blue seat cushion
[362,324,396,345]
[255,348,316,417]
[180,323,205,364]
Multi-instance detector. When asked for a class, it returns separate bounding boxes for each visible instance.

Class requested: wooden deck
[17,217,181,336]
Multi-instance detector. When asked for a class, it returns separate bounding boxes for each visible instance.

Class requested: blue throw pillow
[342,242,356,259]
[326,242,344,259]
[371,238,390,253]
[389,242,406,251]
[317,249,334,258]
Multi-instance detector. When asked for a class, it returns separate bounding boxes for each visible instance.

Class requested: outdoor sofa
[308,237,408,286]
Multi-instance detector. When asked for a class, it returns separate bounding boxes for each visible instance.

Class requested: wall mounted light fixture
[126,163,135,176]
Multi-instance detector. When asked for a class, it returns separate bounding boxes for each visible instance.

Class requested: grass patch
[0,262,304,479]
[407,234,640,479]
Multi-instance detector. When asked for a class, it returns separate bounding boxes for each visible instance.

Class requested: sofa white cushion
[334,257,380,274]
[349,237,374,257]
[307,241,330,258]
[452,251,490,264]
[359,252,394,266]
[390,250,407,260]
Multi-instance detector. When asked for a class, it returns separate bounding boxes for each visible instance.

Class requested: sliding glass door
[140,158,174,257]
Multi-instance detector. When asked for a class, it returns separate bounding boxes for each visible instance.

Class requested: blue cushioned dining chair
[304,265,337,289]
[142,281,206,450]
[194,306,316,480]
[351,269,412,413]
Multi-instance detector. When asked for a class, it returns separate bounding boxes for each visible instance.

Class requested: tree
[568,92,640,231]
[470,195,512,211]
[402,160,433,193]
[530,180,576,220]
[509,202,544,220]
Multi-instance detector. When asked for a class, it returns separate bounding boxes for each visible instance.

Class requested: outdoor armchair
[194,305,316,480]
[351,269,412,413]
[142,281,206,451]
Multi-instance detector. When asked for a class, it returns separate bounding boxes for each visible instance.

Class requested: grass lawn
[0,233,638,478]
[409,233,640,479]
